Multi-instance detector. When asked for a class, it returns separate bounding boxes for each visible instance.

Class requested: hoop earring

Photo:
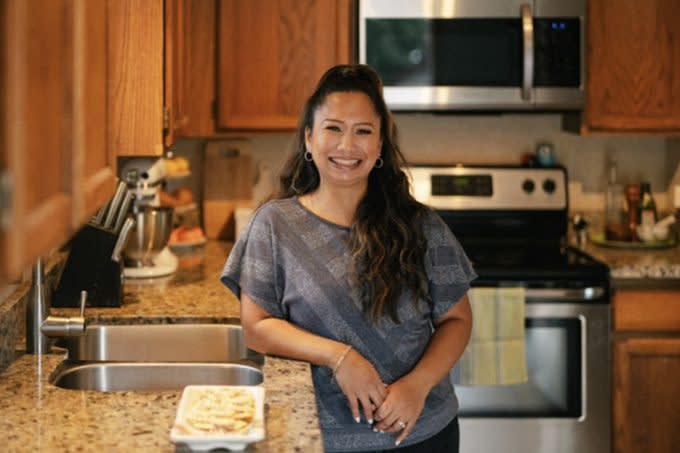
[374,156,384,169]
[304,151,314,162]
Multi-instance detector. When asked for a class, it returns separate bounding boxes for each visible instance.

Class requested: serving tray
[589,232,677,249]
[170,385,265,451]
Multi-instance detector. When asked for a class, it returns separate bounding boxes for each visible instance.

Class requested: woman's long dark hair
[277,65,429,323]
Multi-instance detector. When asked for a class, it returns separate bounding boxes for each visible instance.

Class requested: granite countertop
[576,239,680,290]
[0,241,323,452]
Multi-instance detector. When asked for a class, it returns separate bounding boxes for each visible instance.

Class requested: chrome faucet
[26,257,87,354]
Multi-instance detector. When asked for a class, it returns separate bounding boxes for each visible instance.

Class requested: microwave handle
[521,3,534,101]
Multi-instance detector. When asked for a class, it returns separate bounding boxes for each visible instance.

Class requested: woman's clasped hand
[333,346,428,446]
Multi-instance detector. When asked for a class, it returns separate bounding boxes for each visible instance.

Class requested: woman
[221,64,476,452]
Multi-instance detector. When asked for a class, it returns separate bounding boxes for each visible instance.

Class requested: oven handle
[520,3,534,101]
[524,287,606,301]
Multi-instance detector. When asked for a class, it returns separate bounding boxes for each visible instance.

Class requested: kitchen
[1,0,680,452]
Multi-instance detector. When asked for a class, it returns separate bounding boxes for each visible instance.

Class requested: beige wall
[171,114,680,215]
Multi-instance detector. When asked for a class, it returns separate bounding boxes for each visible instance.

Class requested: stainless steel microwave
[358,0,585,111]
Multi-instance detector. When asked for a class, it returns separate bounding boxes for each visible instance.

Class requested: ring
[397,420,406,429]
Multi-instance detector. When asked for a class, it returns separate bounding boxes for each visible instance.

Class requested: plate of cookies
[170,385,265,451]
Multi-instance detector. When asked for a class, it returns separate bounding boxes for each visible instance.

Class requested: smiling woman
[221,65,476,453]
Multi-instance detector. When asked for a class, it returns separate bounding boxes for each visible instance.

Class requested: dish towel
[454,287,528,386]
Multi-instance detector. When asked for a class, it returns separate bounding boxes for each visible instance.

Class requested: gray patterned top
[221,197,476,451]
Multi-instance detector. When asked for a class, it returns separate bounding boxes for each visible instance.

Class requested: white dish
[124,247,179,279]
[169,237,207,252]
[170,385,265,451]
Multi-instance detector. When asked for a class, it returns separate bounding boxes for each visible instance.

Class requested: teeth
[330,158,360,166]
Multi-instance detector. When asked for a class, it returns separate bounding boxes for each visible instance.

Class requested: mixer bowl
[124,206,174,267]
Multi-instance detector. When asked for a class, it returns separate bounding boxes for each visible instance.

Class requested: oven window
[452,318,582,417]
[366,19,522,87]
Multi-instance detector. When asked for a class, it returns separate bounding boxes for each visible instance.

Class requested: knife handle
[111,217,135,263]
[93,200,110,225]
[103,181,127,230]
[113,191,134,234]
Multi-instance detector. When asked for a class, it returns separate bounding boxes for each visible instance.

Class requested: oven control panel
[407,166,567,210]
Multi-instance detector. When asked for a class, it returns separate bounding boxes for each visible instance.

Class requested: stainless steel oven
[408,165,610,453]
[359,0,585,111]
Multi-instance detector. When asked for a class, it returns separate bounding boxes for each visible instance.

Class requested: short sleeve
[423,210,477,320]
[220,204,285,319]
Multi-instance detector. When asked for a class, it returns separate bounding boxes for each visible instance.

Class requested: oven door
[451,300,610,453]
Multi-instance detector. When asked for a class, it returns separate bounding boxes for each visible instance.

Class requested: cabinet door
[586,0,680,134]
[109,0,164,156]
[0,0,114,280]
[180,0,217,137]
[164,0,189,147]
[613,338,680,453]
[217,0,353,130]
[73,0,116,225]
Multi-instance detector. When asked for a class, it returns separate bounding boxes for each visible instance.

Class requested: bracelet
[331,344,353,380]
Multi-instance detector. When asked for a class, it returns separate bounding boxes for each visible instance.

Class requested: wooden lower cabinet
[612,290,680,453]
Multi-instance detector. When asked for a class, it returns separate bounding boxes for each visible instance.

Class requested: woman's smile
[329,157,361,168]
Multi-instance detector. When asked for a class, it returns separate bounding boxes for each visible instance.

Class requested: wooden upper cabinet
[74,0,116,225]
[179,0,218,137]
[217,0,354,130]
[164,0,189,147]
[109,0,165,156]
[0,0,114,281]
[585,0,680,134]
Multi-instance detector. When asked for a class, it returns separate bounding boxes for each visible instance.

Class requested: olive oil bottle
[638,181,657,228]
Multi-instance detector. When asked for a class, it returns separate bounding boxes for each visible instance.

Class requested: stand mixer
[120,158,178,278]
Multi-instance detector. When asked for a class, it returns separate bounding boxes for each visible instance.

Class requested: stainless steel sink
[56,323,262,364]
[50,361,263,391]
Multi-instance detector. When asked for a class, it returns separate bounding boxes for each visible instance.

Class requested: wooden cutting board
[203,140,254,240]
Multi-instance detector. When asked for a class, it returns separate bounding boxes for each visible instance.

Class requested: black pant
[350,417,459,453]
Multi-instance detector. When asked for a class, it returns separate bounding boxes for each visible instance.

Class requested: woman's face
[305,91,382,192]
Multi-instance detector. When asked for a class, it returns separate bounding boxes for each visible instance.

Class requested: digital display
[431,174,492,196]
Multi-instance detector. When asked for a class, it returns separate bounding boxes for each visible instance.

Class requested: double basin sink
[51,324,263,392]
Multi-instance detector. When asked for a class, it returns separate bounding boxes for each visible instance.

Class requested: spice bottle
[624,184,641,241]
[638,182,657,228]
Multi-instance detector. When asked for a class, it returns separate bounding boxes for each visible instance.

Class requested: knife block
[53,224,124,308]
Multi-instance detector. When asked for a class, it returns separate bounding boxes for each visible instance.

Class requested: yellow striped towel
[455,287,528,386]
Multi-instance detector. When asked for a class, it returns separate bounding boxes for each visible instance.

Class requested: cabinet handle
[0,169,12,230]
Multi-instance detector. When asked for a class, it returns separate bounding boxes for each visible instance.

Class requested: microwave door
[360,0,535,110]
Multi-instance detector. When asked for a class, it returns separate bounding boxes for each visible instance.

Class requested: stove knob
[543,178,556,194]
[522,179,535,194]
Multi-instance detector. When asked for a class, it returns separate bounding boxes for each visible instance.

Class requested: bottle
[638,182,657,228]
[604,161,627,241]
[624,184,641,241]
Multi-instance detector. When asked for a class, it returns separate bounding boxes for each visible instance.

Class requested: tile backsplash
[170,113,680,216]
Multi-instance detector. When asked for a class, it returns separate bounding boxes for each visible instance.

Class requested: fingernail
[368,419,373,424]
[373,427,378,433]
[355,417,360,423]
[380,429,384,434]
[395,440,401,446]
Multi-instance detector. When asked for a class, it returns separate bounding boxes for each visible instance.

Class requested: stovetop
[461,240,610,288]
